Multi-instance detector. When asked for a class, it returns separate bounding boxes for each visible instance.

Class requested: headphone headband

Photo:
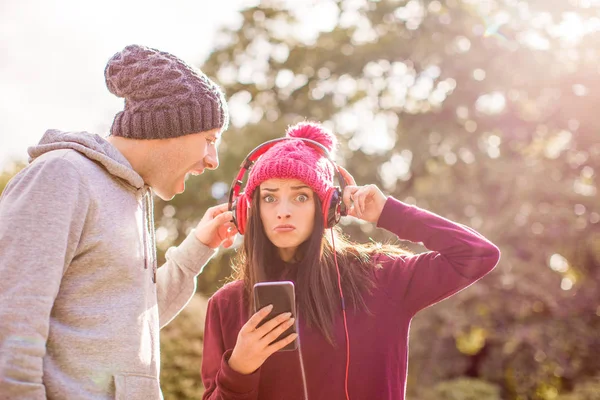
[244,137,336,167]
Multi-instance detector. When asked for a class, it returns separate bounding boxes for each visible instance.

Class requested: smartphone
[253,281,298,351]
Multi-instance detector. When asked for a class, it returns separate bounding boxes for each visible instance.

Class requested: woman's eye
[297,194,309,202]
[207,139,216,145]
[263,195,275,203]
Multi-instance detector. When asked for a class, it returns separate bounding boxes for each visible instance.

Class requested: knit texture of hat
[245,121,337,204]
[104,44,229,139]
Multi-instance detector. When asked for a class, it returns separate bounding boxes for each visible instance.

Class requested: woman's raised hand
[338,166,387,224]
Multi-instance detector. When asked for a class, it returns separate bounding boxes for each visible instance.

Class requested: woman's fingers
[337,165,356,186]
[342,185,359,211]
[260,317,295,345]
[355,185,372,217]
[241,305,273,334]
[267,332,299,353]
[254,312,293,338]
[349,186,367,217]
[342,185,378,219]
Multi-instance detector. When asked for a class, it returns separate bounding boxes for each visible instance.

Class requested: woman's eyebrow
[261,185,310,192]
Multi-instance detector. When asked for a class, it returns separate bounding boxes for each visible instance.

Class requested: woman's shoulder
[206,280,249,331]
[209,280,245,305]
[351,244,412,268]
[371,250,409,264]
[366,249,412,280]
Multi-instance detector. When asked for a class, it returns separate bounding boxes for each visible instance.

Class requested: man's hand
[194,203,238,249]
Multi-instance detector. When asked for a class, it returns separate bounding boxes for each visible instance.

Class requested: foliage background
[2,0,599,399]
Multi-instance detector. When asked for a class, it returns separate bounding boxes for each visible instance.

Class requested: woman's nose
[277,202,291,219]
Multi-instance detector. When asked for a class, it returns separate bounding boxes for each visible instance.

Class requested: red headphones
[228,137,348,235]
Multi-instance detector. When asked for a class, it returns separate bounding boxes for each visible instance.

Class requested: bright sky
[0,0,244,169]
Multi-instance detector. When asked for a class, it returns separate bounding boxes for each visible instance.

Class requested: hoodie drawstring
[142,188,157,283]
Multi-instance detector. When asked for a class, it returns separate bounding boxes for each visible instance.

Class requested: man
[0,44,236,399]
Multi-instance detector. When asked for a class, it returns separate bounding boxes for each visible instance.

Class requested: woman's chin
[271,240,301,252]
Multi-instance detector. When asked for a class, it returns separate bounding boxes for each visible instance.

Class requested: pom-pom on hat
[104,44,229,140]
[244,121,337,204]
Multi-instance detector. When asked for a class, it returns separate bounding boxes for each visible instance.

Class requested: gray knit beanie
[104,44,229,139]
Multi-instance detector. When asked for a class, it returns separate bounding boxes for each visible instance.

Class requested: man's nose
[204,147,219,170]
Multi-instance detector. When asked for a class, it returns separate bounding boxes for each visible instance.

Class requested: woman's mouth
[274,224,296,232]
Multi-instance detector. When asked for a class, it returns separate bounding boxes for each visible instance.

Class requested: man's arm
[156,203,236,328]
[156,231,217,328]
[0,156,90,398]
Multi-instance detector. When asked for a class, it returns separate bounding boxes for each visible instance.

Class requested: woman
[201,121,500,400]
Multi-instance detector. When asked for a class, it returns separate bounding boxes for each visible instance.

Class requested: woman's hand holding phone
[228,305,298,375]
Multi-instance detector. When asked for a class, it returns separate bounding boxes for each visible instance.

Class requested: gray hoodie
[0,130,217,399]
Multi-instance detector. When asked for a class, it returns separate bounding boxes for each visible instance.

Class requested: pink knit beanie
[245,121,337,204]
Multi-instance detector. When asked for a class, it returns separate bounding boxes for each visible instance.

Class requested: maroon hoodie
[201,197,500,400]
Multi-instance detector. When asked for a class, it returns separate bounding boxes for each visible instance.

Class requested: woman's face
[258,178,316,262]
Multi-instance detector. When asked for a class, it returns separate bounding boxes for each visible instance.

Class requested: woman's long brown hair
[231,189,411,345]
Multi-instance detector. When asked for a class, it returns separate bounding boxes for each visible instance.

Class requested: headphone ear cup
[237,194,250,235]
[322,188,341,228]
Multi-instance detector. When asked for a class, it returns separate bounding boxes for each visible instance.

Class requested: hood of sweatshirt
[28,129,157,281]
[28,129,145,190]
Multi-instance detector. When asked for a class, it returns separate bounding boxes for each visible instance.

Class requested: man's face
[150,128,221,200]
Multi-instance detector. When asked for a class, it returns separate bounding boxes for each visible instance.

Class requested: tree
[3,1,597,397]
[155,0,599,398]
[0,161,25,195]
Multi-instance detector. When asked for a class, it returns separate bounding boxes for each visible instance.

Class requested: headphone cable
[331,228,351,400]
[297,329,309,400]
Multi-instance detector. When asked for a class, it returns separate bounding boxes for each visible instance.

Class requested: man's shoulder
[34,148,99,171]
[31,149,118,190]
[6,150,88,191]
[1,150,93,212]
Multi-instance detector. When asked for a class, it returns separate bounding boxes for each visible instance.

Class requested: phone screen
[253,281,298,351]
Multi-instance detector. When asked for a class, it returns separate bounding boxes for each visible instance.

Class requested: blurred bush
[417,378,502,400]
[160,295,208,399]
[557,376,600,400]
